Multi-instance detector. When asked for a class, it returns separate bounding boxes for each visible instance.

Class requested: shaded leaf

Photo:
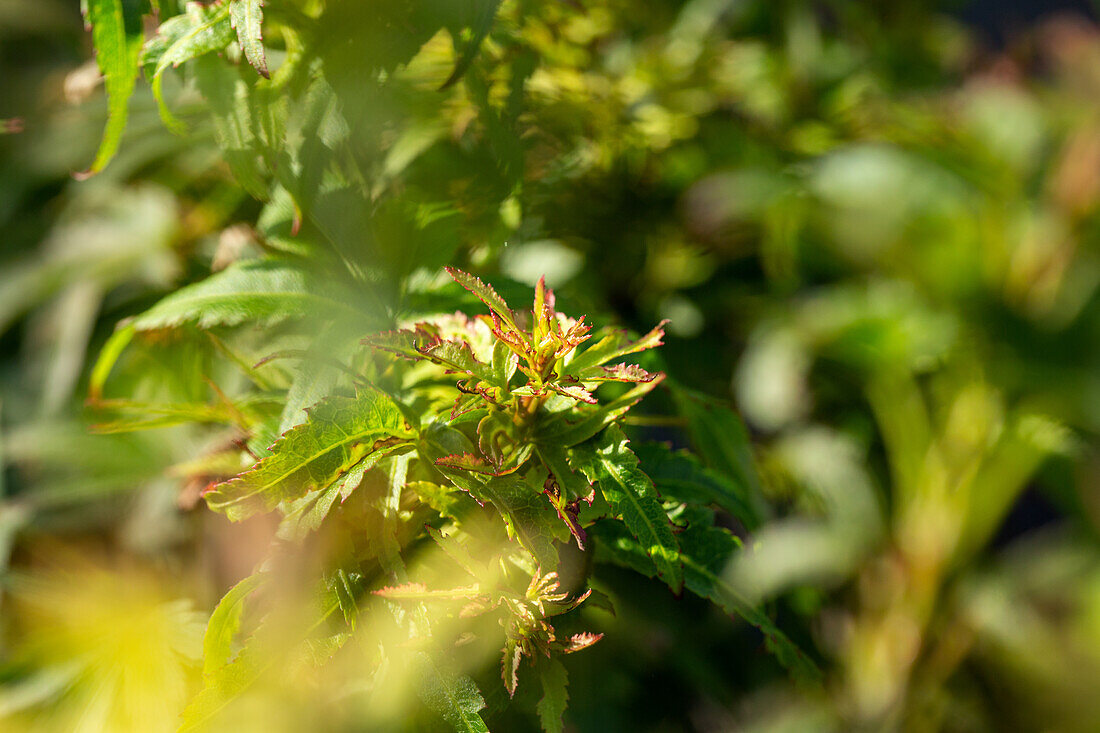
[536,658,568,733]
[439,0,503,90]
[535,443,593,503]
[632,441,755,525]
[670,382,768,528]
[421,425,560,567]
[180,573,356,731]
[572,425,683,593]
[592,519,820,684]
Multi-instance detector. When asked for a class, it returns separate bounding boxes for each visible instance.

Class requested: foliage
[3,0,1100,731]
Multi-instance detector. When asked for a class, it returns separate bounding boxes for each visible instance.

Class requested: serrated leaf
[564,320,668,377]
[143,2,234,132]
[572,425,683,593]
[546,381,597,404]
[677,522,821,684]
[129,258,368,331]
[592,519,820,684]
[536,374,664,448]
[502,634,522,697]
[536,658,568,733]
[420,425,560,568]
[276,482,342,542]
[82,0,147,174]
[670,383,767,528]
[445,267,521,336]
[373,583,483,601]
[202,572,265,679]
[191,54,269,199]
[229,0,268,78]
[436,452,514,476]
[572,363,658,384]
[205,389,413,521]
[414,651,490,733]
[476,475,562,570]
[559,631,603,653]
[275,441,409,541]
[426,526,487,579]
[535,443,593,503]
[409,480,475,524]
[632,442,755,524]
[421,340,505,386]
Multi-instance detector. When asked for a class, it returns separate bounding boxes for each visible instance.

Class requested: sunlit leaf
[205,389,414,521]
[129,258,368,331]
[82,0,148,174]
[142,1,234,132]
[414,651,489,733]
[229,0,268,78]
[202,572,266,679]
[572,425,683,593]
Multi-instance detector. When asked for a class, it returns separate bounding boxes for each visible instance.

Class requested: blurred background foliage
[2,0,1100,730]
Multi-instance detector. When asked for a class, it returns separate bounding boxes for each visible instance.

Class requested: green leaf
[421,340,506,387]
[88,324,135,401]
[413,651,489,733]
[129,258,369,332]
[202,572,266,679]
[420,424,561,568]
[572,425,683,593]
[670,382,768,528]
[592,517,820,684]
[535,443,592,502]
[368,331,507,388]
[677,521,821,685]
[536,658,568,733]
[191,55,270,199]
[445,267,521,335]
[275,441,410,542]
[229,0,268,78]
[632,442,755,524]
[89,396,281,434]
[82,0,147,174]
[564,320,667,377]
[476,475,562,569]
[536,375,665,448]
[205,389,414,521]
[180,573,356,731]
[142,1,234,132]
[439,0,503,90]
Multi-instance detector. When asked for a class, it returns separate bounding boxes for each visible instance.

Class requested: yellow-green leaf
[230,0,268,78]
[82,0,147,174]
[205,389,414,521]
